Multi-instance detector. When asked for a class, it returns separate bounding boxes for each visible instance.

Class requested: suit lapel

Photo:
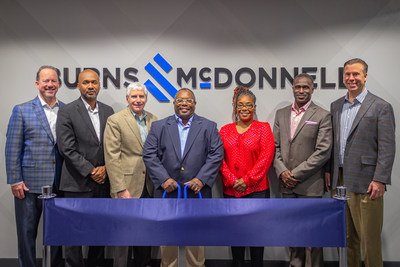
[145,111,154,132]
[333,97,345,145]
[166,116,182,160]
[182,115,202,160]
[124,107,144,147]
[33,97,55,143]
[348,92,375,138]
[98,102,108,143]
[76,98,99,143]
[282,106,291,141]
[291,103,316,141]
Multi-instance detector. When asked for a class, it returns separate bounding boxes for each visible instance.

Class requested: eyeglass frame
[174,98,195,104]
[235,104,255,110]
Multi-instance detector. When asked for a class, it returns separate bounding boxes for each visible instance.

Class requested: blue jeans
[14,192,63,267]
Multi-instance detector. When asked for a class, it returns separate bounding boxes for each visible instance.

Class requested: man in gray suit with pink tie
[326,58,395,267]
[273,73,332,267]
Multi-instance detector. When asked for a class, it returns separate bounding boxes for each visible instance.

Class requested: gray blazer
[329,92,395,193]
[56,98,114,192]
[273,102,332,196]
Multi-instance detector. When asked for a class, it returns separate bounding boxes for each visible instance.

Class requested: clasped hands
[163,178,203,194]
[233,178,248,193]
[91,166,107,184]
[280,170,300,188]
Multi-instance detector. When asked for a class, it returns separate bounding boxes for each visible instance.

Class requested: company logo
[144,54,178,102]
[59,53,347,102]
[142,53,346,102]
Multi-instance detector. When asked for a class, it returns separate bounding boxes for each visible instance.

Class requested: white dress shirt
[81,97,100,141]
[38,94,59,141]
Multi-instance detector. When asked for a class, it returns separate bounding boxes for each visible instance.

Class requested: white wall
[0,0,399,261]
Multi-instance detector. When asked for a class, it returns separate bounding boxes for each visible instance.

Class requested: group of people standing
[5,57,395,267]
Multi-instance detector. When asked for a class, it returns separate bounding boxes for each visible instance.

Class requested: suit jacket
[273,101,332,196]
[104,107,157,198]
[329,91,395,193]
[143,114,224,198]
[56,98,114,193]
[5,96,65,194]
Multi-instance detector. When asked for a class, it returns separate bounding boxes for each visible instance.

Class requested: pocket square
[305,120,318,125]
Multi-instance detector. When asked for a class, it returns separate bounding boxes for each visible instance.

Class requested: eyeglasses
[175,98,195,104]
[236,104,254,110]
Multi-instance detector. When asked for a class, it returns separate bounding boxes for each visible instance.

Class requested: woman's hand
[233,178,248,193]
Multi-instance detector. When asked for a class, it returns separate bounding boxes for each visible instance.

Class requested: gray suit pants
[282,193,324,267]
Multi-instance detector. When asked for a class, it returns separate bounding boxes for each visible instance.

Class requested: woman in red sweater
[219,86,275,267]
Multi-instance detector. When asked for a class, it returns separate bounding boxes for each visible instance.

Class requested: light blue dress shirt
[175,114,193,158]
[339,89,368,166]
[130,109,148,143]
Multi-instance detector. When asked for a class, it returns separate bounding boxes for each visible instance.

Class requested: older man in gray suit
[273,73,332,267]
[326,58,395,267]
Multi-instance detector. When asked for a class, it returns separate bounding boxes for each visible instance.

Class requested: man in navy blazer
[143,88,224,267]
[326,58,395,267]
[5,65,64,267]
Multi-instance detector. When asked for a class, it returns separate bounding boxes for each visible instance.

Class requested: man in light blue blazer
[5,65,64,267]
[143,88,224,267]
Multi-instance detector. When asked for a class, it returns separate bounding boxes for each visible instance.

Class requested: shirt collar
[80,96,98,112]
[291,100,312,114]
[345,88,368,104]
[38,94,59,108]
[175,114,194,126]
[130,107,147,121]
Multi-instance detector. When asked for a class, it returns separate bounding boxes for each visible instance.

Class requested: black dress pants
[63,185,110,267]
[224,189,270,267]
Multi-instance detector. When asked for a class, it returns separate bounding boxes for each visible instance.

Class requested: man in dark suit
[273,73,332,267]
[143,88,224,267]
[326,58,395,267]
[56,69,114,267]
[5,65,64,267]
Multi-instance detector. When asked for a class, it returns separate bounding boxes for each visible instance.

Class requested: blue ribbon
[43,198,346,247]
[163,183,182,199]
[162,183,203,199]
[183,184,202,199]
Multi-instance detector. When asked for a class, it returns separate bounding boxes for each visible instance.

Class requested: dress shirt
[38,94,59,140]
[130,109,148,143]
[290,100,311,139]
[175,114,193,158]
[219,121,275,197]
[339,89,368,166]
[81,97,100,141]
